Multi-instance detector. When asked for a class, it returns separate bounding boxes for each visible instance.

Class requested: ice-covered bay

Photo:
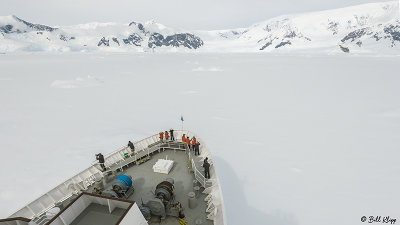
[0,53,399,225]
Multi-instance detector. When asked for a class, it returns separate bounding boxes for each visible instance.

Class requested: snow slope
[0,53,399,225]
[199,1,400,53]
[1,1,400,53]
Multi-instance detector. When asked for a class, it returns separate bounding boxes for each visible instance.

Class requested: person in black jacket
[128,141,135,155]
[96,153,106,171]
[194,142,200,156]
[203,157,210,179]
[169,129,175,141]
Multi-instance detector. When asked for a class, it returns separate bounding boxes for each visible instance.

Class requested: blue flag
[181,116,184,122]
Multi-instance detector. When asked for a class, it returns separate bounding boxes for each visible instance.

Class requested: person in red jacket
[186,137,191,150]
[165,131,169,140]
[182,134,186,143]
[159,132,164,141]
[191,137,197,150]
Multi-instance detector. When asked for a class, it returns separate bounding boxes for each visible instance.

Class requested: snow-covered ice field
[0,53,399,225]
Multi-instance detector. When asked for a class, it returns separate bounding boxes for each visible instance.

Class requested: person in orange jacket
[182,134,186,143]
[159,132,164,141]
[191,137,197,150]
[186,137,191,150]
[165,131,169,140]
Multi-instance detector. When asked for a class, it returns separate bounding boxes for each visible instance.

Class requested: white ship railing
[8,130,226,225]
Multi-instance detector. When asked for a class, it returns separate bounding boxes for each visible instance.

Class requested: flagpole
[181,116,184,131]
[180,115,184,132]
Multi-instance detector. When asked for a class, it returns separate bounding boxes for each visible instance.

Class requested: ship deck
[2,131,223,225]
[86,143,212,225]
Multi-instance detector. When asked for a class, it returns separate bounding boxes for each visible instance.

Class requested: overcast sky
[0,0,393,29]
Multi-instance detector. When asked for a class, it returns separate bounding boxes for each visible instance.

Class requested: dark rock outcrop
[275,41,291,48]
[284,30,297,39]
[98,37,109,46]
[0,24,13,33]
[112,37,120,46]
[383,24,400,45]
[148,33,203,49]
[148,33,165,48]
[129,21,146,33]
[341,28,371,42]
[163,33,203,49]
[123,34,142,46]
[327,21,339,35]
[59,34,68,41]
[339,45,350,53]
[260,40,273,50]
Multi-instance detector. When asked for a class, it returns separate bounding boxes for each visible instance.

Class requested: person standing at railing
[194,141,200,156]
[186,136,191,150]
[96,153,106,171]
[203,157,210,179]
[165,131,169,140]
[191,136,197,151]
[159,132,164,141]
[128,141,135,156]
[203,157,208,166]
[170,129,175,141]
[182,134,186,143]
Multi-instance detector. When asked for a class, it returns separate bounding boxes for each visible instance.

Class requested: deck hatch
[45,192,147,225]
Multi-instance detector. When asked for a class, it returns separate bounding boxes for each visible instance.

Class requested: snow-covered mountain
[1,1,399,54]
[0,15,203,52]
[200,1,400,53]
